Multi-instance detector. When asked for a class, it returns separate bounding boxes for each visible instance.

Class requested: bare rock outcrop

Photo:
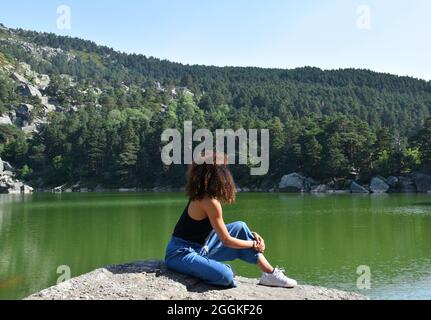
[26,260,367,301]
[350,181,369,193]
[279,173,316,192]
[370,177,390,193]
[0,158,33,194]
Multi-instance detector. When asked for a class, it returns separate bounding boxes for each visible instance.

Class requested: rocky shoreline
[25,171,431,195]
[0,158,33,194]
[278,172,431,194]
[25,260,367,300]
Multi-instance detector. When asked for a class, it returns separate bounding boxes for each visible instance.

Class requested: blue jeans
[165,221,260,288]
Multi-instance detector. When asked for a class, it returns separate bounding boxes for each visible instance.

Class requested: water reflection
[0,192,430,299]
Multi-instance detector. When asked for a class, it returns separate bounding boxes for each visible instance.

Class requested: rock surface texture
[0,158,33,194]
[350,181,369,193]
[370,177,390,193]
[279,173,315,192]
[412,172,431,193]
[26,260,367,300]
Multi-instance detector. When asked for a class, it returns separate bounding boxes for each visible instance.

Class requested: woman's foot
[258,267,297,288]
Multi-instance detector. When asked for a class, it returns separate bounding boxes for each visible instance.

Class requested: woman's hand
[252,232,265,253]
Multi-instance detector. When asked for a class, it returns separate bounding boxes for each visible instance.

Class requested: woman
[165,153,297,288]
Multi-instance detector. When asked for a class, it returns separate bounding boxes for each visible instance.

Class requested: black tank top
[173,201,213,245]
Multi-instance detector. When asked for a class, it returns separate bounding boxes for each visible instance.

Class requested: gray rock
[370,177,390,193]
[386,176,399,188]
[350,181,369,193]
[25,260,367,301]
[19,83,42,98]
[0,114,13,125]
[21,185,34,194]
[279,173,311,192]
[34,74,50,90]
[412,172,431,193]
[2,170,14,177]
[2,181,23,194]
[12,72,28,84]
[22,124,37,134]
[16,103,34,120]
[93,87,103,95]
[0,159,33,194]
[2,160,14,172]
[375,175,388,183]
[397,176,416,193]
[40,96,56,113]
[311,184,330,193]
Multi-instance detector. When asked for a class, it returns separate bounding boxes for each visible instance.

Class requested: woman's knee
[228,221,253,239]
[210,266,235,287]
[230,221,249,231]
[165,256,181,273]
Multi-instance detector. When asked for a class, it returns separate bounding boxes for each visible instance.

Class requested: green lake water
[0,192,430,300]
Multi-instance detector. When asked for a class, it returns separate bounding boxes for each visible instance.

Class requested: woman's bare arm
[201,198,261,250]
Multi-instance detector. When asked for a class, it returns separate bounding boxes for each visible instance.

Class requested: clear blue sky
[1,0,430,80]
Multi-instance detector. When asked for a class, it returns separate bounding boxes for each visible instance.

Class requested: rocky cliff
[0,158,33,194]
[26,260,367,300]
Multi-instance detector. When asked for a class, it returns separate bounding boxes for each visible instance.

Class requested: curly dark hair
[186,153,236,204]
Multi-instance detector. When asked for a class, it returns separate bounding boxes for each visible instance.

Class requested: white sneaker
[259,267,297,288]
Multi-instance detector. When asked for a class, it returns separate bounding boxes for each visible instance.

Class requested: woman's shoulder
[193,197,222,211]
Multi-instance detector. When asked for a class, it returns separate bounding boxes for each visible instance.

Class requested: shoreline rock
[350,181,369,194]
[25,260,367,300]
[370,177,390,194]
[10,172,431,195]
[279,173,315,192]
[0,158,33,194]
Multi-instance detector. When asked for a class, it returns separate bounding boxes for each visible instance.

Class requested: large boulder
[25,260,367,300]
[19,83,42,98]
[40,96,56,113]
[21,185,34,194]
[370,177,390,193]
[350,181,369,193]
[0,114,13,125]
[412,172,431,193]
[397,176,416,193]
[3,181,23,194]
[279,173,312,192]
[386,176,399,188]
[0,159,32,194]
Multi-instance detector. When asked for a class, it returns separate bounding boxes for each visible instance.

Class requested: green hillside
[1,24,431,189]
